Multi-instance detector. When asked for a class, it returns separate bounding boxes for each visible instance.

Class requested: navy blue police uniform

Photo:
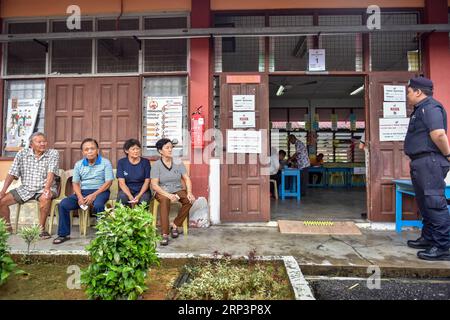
[404,77,450,259]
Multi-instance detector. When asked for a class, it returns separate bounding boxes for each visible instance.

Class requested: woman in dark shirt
[117,139,151,206]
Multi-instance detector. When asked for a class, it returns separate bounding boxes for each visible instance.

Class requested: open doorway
[269,75,367,221]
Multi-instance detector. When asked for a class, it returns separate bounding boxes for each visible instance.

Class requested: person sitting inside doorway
[53,138,114,244]
[116,139,151,207]
[309,153,324,184]
[0,132,60,239]
[269,147,280,198]
[270,150,289,197]
[150,138,195,246]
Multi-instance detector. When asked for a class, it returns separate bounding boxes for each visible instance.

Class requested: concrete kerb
[8,250,315,300]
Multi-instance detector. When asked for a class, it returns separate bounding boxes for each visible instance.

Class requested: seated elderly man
[0,132,60,239]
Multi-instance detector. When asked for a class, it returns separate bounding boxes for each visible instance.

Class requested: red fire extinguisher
[191,106,204,149]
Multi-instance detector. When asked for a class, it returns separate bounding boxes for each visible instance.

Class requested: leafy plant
[0,218,22,285]
[18,224,41,263]
[82,202,161,300]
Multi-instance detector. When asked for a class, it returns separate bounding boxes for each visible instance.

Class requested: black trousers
[410,154,450,250]
[300,167,309,196]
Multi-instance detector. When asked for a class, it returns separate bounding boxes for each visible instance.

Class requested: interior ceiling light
[350,85,364,96]
[276,85,285,96]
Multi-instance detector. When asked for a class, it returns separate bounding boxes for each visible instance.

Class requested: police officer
[404,77,450,261]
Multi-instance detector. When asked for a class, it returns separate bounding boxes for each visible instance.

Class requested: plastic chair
[47,169,67,235]
[269,179,279,200]
[150,198,188,235]
[14,202,39,234]
[15,169,66,234]
[49,170,85,237]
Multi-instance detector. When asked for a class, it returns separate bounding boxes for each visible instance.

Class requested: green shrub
[81,202,161,300]
[0,218,21,286]
[176,258,291,300]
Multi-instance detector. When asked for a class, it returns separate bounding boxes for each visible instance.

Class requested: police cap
[408,76,433,91]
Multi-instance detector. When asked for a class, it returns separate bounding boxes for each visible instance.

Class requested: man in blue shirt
[53,138,114,244]
[404,77,450,261]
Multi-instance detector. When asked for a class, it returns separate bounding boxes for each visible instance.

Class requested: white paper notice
[146,97,183,147]
[384,85,406,102]
[233,112,255,128]
[383,102,407,118]
[227,130,262,154]
[379,118,410,142]
[232,95,255,111]
[308,49,326,71]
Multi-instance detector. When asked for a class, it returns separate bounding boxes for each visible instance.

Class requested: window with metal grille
[142,76,188,157]
[144,17,187,72]
[97,19,140,73]
[370,13,420,71]
[214,15,265,72]
[2,80,46,157]
[51,20,93,74]
[318,15,363,71]
[6,22,47,75]
[269,15,314,71]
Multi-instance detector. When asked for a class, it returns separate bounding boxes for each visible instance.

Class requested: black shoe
[407,237,433,249]
[417,246,450,261]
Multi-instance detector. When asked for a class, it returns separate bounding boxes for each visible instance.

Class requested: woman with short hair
[117,139,151,206]
[150,138,195,246]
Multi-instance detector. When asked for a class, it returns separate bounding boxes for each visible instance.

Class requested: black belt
[409,152,437,161]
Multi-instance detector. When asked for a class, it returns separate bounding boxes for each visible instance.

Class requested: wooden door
[46,78,94,170]
[92,77,140,166]
[46,77,140,169]
[368,72,418,222]
[220,74,270,222]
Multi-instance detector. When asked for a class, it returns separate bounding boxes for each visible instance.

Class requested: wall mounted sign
[232,95,255,111]
[308,49,326,71]
[233,112,255,128]
[383,102,407,118]
[146,96,183,148]
[227,130,262,154]
[5,98,41,152]
[383,85,406,102]
[379,118,410,141]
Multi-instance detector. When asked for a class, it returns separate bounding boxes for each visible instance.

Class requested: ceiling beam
[0,24,449,42]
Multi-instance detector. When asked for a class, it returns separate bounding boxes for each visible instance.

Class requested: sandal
[160,235,169,246]
[170,226,179,238]
[53,236,70,245]
[39,231,52,240]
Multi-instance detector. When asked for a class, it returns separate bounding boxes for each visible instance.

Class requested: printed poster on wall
[379,118,410,142]
[232,95,255,111]
[5,98,41,152]
[383,85,406,102]
[146,97,183,148]
[308,49,326,71]
[383,102,407,118]
[227,130,262,154]
[233,112,256,128]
